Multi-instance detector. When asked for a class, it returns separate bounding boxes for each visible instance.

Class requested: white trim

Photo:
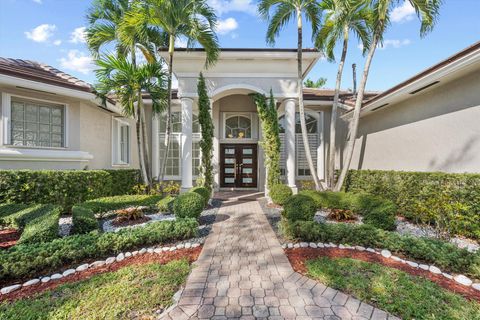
[0,148,93,162]
[111,116,131,166]
[175,73,298,78]
[210,84,267,100]
[317,111,325,181]
[1,93,11,145]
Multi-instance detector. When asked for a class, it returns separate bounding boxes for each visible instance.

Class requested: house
[1,41,479,193]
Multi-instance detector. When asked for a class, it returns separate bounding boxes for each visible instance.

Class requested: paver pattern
[161,199,398,320]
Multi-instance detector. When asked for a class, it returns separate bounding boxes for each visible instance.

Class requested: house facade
[0,41,479,193]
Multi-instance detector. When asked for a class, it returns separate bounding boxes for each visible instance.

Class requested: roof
[0,58,92,93]
[303,88,380,102]
[160,48,319,53]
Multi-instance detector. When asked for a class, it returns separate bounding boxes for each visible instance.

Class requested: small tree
[196,73,214,191]
[252,91,281,190]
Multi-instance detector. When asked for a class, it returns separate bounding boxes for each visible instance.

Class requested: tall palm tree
[94,55,168,186]
[335,0,441,191]
[258,0,323,191]
[145,0,220,181]
[315,0,371,189]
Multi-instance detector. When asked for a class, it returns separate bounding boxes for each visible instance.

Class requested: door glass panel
[225,148,235,155]
[225,168,235,174]
[243,158,253,164]
[225,178,235,184]
[243,178,253,183]
[225,158,235,164]
[243,148,253,155]
[243,168,253,174]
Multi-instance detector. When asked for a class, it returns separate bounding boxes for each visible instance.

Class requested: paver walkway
[161,200,398,320]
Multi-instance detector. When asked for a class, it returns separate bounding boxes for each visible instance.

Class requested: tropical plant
[94,55,168,186]
[259,0,323,190]
[304,77,327,88]
[315,0,372,189]
[335,0,442,191]
[145,0,219,180]
[196,73,214,191]
[251,91,281,190]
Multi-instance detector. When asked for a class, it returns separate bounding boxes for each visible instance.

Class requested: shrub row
[299,190,397,230]
[0,169,140,212]
[71,195,163,234]
[18,205,62,244]
[345,169,480,238]
[282,220,480,279]
[0,218,198,281]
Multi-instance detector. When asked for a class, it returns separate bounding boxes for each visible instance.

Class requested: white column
[212,100,220,191]
[284,98,298,194]
[317,111,325,181]
[181,97,194,192]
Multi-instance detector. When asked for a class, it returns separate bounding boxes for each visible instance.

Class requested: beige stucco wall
[346,69,480,173]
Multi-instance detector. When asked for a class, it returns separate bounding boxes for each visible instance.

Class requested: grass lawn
[0,259,191,320]
[306,257,480,320]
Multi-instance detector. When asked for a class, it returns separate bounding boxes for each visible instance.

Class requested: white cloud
[53,39,62,46]
[208,0,257,16]
[25,24,56,43]
[175,38,188,48]
[32,0,42,4]
[59,50,93,74]
[378,39,412,50]
[217,17,239,35]
[391,2,416,23]
[70,27,87,44]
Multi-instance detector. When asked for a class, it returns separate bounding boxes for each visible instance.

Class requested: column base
[289,185,298,195]
[180,186,193,193]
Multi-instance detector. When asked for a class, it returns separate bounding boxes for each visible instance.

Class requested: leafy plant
[282,194,317,222]
[328,208,356,221]
[173,192,204,219]
[157,195,176,213]
[190,186,210,208]
[115,207,145,222]
[269,184,293,206]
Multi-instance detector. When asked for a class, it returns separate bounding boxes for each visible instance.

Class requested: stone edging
[282,241,480,292]
[0,238,205,296]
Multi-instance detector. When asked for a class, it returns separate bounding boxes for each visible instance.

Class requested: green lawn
[306,257,480,320]
[0,259,191,320]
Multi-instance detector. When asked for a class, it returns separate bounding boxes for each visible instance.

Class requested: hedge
[345,170,480,238]
[282,220,480,279]
[72,195,163,234]
[282,194,316,222]
[269,184,293,206]
[18,205,62,244]
[0,169,140,212]
[173,192,204,219]
[0,204,56,230]
[0,218,198,281]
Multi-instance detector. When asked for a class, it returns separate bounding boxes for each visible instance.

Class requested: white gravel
[58,216,73,237]
[102,213,176,233]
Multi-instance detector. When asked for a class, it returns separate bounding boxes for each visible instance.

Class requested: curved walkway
[161,200,398,320]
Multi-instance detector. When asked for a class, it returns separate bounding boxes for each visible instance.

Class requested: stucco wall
[347,70,480,173]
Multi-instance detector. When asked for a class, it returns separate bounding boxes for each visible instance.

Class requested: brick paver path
[161,200,398,320]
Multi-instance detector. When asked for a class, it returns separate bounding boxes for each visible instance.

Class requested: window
[10,99,65,147]
[278,113,318,134]
[113,118,131,165]
[224,114,252,139]
[159,137,181,176]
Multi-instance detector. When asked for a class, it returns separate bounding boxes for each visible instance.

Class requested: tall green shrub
[196,73,214,192]
[251,91,281,189]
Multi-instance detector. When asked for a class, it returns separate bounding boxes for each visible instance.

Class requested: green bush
[157,195,176,213]
[72,195,163,234]
[0,204,57,230]
[269,184,293,206]
[0,169,140,212]
[0,218,198,281]
[190,186,210,208]
[173,192,204,219]
[282,220,480,279]
[18,205,61,244]
[282,194,316,222]
[345,169,480,239]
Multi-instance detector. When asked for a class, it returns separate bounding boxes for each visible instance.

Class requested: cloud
[358,39,411,51]
[53,40,62,46]
[208,0,257,16]
[59,50,93,74]
[70,27,87,44]
[217,18,239,35]
[175,38,188,48]
[32,0,42,4]
[391,2,416,23]
[25,24,57,43]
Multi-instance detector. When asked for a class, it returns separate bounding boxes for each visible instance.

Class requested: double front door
[220,144,257,188]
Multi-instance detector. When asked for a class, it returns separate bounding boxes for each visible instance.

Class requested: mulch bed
[286,247,480,302]
[0,229,20,249]
[0,247,201,303]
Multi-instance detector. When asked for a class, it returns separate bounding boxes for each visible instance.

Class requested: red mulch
[286,247,480,302]
[111,216,151,227]
[0,247,201,303]
[0,229,20,249]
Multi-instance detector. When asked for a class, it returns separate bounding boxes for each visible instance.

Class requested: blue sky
[1,0,479,91]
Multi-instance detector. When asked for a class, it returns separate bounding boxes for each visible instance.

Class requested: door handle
[234,158,237,180]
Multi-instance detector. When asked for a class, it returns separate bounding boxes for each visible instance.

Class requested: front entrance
[220,144,258,188]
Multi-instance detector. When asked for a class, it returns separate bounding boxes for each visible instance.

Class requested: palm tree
[258,0,323,191]
[335,0,441,191]
[315,0,371,189]
[94,55,168,185]
[304,77,327,88]
[145,0,220,181]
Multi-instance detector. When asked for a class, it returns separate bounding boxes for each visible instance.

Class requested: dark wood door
[220,144,258,188]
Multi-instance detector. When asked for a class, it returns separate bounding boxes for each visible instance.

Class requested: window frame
[112,117,131,166]
[1,93,68,149]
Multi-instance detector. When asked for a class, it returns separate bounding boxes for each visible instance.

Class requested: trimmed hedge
[0,204,57,230]
[72,195,163,234]
[299,191,397,231]
[18,205,62,244]
[157,195,176,213]
[345,170,480,238]
[0,169,140,212]
[282,194,317,222]
[0,218,198,281]
[270,184,293,206]
[281,220,480,279]
[173,192,204,219]
[190,186,210,208]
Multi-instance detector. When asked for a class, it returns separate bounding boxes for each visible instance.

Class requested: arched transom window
[278,113,318,134]
[225,114,252,139]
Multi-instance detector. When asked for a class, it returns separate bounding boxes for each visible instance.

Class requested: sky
[0,0,479,92]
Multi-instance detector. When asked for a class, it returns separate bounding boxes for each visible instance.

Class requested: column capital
[283,97,298,104]
[179,96,195,103]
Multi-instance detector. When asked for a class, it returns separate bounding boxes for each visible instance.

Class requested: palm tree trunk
[334,33,378,192]
[160,35,175,181]
[140,105,152,184]
[327,27,349,189]
[297,10,322,191]
[135,103,149,186]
